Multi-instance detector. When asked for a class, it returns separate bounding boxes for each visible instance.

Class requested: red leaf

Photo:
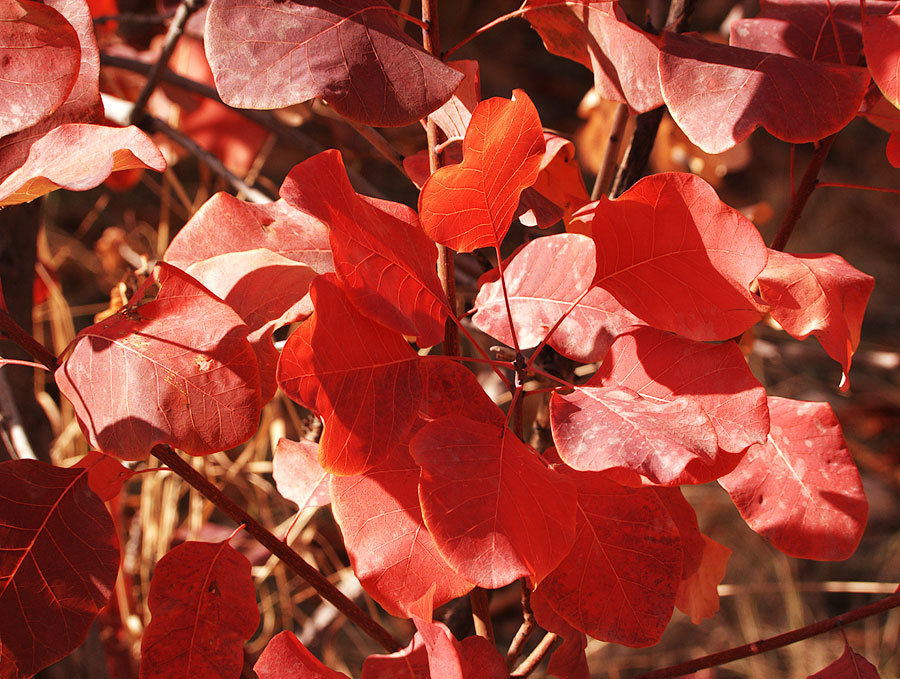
[0,0,104,178]
[0,460,119,679]
[418,90,545,252]
[273,438,331,509]
[652,487,706,578]
[536,468,682,647]
[472,233,639,363]
[410,415,577,589]
[591,172,769,340]
[164,192,334,275]
[730,0,885,64]
[281,150,448,347]
[411,617,508,679]
[864,11,900,110]
[277,274,423,475]
[418,358,505,427]
[659,32,870,153]
[550,385,720,487]
[675,534,730,624]
[594,326,770,457]
[73,451,135,501]
[0,0,80,137]
[809,643,882,678]
[888,130,900,167]
[518,132,590,228]
[56,263,262,460]
[204,0,462,126]
[0,123,165,205]
[427,59,481,142]
[361,632,429,679]
[718,396,868,560]
[757,250,874,391]
[256,632,350,679]
[522,0,663,113]
[141,540,259,679]
[331,440,474,617]
[176,248,318,403]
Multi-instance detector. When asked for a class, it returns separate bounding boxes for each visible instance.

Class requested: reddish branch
[128,0,205,125]
[632,590,900,678]
[0,310,58,372]
[151,444,403,653]
[770,134,837,252]
[510,632,559,677]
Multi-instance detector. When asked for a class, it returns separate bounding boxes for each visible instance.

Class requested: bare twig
[0,310,58,371]
[592,102,629,199]
[510,631,559,677]
[152,444,403,653]
[506,583,537,669]
[99,53,385,197]
[770,133,838,252]
[343,120,407,176]
[632,590,900,679]
[142,116,274,204]
[128,0,205,125]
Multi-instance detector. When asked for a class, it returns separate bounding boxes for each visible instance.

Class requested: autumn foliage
[0,0,897,678]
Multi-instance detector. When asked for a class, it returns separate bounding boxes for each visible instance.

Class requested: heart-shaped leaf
[141,540,259,679]
[660,31,870,153]
[864,11,900,109]
[718,396,868,560]
[256,632,350,679]
[0,460,119,679]
[419,90,545,252]
[56,263,262,460]
[277,274,423,475]
[757,250,874,390]
[591,172,769,340]
[410,415,577,589]
[204,0,462,126]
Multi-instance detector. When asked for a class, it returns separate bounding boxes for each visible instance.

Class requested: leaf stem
[506,583,537,669]
[128,0,204,125]
[815,181,900,195]
[0,310,58,371]
[770,133,837,252]
[631,590,900,678]
[151,444,403,653]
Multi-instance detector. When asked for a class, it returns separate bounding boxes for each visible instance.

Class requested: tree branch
[632,590,900,678]
[0,309,58,372]
[152,444,403,653]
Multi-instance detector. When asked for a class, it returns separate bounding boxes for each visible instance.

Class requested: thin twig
[506,583,537,669]
[592,102,630,199]
[99,53,385,197]
[0,310,58,371]
[631,591,900,679]
[770,134,837,252]
[510,632,559,677]
[128,0,205,125]
[152,444,403,653]
[344,120,407,176]
[143,116,274,204]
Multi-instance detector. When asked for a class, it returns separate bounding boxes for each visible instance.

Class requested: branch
[151,444,403,653]
[99,53,385,198]
[128,0,205,125]
[141,115,275,204]
[510,632,559,677]
[632,590,900,679]
[770,134,837,251]
[0,309,58,371]
[591,102,630,199]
